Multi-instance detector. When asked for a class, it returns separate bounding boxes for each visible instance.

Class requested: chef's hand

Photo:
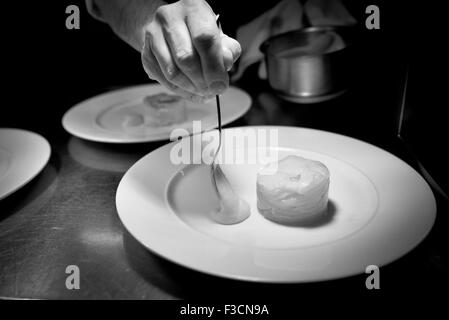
[141,0,241,102]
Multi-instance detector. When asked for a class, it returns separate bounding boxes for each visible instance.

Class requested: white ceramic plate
[0,129,51,200]
[62,84,251,143]
[116,126,436,282]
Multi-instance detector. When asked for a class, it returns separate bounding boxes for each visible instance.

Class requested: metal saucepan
[261,26,356,103]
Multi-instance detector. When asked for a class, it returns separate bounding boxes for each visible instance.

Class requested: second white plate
[62,84,251,143]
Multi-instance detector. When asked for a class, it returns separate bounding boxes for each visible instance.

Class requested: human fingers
[220,33,242,71]
[145,14,198,95]
[160,14,209,94]
[142,36,207,102]
[186,2,228,95]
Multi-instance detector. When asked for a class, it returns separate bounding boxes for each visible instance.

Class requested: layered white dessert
[143,93,187,127]
[257,155,330,225]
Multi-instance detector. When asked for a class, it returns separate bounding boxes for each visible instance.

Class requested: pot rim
[260,25,356,58]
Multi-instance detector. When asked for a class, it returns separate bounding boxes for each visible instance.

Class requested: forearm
[91,0,166,51]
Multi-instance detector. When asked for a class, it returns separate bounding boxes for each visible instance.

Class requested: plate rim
[116,125,437,283]
[0,128,51,200]
[62,84,252,144]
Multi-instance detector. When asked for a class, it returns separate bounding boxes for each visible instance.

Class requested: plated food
[122,93,187,133]
[116,126,436,282]
[257,155,330,225]
[212,154,330,226]
[143,93,187,127]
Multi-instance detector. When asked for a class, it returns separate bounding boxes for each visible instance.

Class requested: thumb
[221,34,241,71]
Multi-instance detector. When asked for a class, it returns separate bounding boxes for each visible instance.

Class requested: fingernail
[209,81,227,95]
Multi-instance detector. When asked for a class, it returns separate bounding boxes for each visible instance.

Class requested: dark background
[2,0,447,193]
